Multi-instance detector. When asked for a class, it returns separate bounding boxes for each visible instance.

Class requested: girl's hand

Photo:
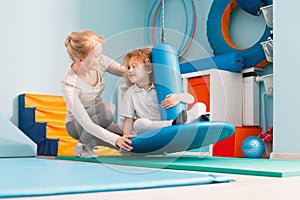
[116,135,133,152]
[161,94,180,109]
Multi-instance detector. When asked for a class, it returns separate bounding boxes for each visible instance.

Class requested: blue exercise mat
[0,158,234,198]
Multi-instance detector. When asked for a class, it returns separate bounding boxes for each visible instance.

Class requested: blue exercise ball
[242,136,265,158]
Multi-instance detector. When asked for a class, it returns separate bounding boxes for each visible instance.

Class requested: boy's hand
[161,94,180,109]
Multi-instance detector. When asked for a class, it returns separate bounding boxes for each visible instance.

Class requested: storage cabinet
[182,69,243,126]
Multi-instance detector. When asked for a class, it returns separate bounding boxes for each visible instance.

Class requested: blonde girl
[61,30,132,157]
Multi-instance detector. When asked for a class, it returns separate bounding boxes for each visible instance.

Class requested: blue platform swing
[121,0,235,156]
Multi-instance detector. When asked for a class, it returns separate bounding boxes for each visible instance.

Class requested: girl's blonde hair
[122,48,154,87]
[65,30,104,61]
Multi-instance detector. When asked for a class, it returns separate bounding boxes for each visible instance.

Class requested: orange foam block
[213,126,262,157]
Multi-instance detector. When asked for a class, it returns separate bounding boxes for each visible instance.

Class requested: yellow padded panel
[25,93,66,109]
[57,138,77,156]
[35,107,66,122]
[46,121,70,139]
[93,146,120,156]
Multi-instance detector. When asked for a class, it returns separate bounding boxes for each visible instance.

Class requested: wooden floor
[7,169,300,200]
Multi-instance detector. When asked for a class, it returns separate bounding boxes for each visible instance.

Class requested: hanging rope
[147,0,197,60]
[161,0,165,43]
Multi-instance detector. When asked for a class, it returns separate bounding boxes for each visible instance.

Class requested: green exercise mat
[56,155,300,177]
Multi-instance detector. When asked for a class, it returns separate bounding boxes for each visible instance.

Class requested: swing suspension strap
[161,0,165,43]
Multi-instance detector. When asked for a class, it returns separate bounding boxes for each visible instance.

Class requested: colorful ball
[242,136,265,158]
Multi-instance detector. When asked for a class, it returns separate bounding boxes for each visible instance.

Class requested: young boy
[119,48,208,136]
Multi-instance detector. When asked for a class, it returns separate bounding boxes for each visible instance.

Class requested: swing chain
[161,0,165,43]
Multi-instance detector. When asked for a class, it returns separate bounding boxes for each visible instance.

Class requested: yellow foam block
[46,121,70,139]
[93,146,120,156]
[35,107,66,122]
[57,138,77,156]
[25,93,66,108]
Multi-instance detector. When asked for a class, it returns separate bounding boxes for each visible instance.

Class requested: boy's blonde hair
[122,48,154,87]
[65,30,104,61]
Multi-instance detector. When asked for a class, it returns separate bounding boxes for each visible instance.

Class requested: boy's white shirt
[120,83,194,120]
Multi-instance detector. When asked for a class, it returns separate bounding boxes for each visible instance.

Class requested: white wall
[0,0,150,125]
[0,0,80,123]
[273,0,300,153]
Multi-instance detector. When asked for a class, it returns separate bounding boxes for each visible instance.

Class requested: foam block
[180,53,244,74]
[0,113,37,157]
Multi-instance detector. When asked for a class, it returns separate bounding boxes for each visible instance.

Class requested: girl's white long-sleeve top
[60,55,126,147]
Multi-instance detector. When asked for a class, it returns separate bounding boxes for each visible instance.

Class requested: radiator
[242,76,260,126]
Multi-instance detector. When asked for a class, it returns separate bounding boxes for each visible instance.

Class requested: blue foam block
[180,53,244,74]
[0,158,234,198]
[0,113,37,157]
